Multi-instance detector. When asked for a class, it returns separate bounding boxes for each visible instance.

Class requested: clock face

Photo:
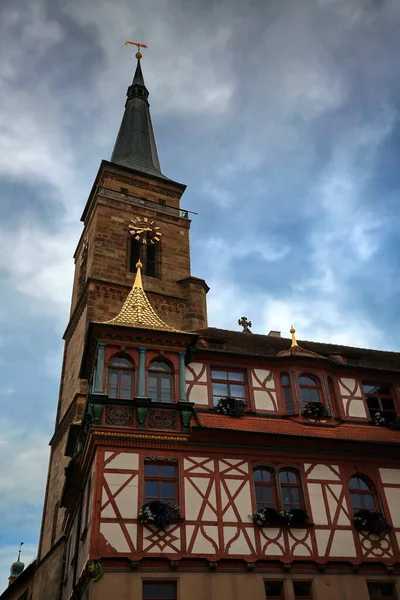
[128,216,161,245]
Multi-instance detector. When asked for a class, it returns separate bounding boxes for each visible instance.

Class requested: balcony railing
[99,186,195,220]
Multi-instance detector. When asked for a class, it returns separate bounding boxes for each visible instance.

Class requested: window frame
[253,467,278,511]
[293,581,313,599]
[129,235,161,279]
[367,581,398,599]
[264,580,286,599]
[362,382,397,422]
[147,359,174,403]
[142,580,177,600]
[210,366,248,408]
[107,354,135,399]
[348,475,380,513]
[278,467,305,512]
[252,465,307,514]
[280,372,295,414]
[143,460,179,506]
[298,373,322,408]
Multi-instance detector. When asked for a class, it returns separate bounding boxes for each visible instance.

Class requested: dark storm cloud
[2,0,400,588]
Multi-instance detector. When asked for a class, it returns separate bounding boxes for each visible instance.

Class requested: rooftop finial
[290,326,298,347]
[238,316,252,333]
[17,542,24,561]
[125,40,148,60]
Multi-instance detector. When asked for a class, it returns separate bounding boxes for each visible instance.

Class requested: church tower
[29,50,208,600]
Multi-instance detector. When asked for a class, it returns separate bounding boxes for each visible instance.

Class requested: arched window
[349,476,377,512]
[280,373,294,413]
[148,360,173,403]
[298,374,321,408]
[129,236,160,278]
[279,469,304,511]
[108,356,134,399]
[253,468,277,510]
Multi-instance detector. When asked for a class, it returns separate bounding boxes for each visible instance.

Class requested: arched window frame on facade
[147,359,174,403]
[107,354,135,400]
[298,373,322,408]
[278,467,305,511]
[348,475,380,513]
[129,235,161,278]
[253,467,278,510]
[280,372,294,414]
[252,465,307,512]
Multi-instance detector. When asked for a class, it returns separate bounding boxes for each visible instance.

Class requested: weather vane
[125,41,148,60]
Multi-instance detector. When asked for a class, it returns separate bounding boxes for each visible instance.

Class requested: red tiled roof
[197,413,400,444]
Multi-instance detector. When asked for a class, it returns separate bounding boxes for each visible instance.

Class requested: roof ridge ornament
[104,261,180,332]
[238,316,252,334]
[290,326,298,347]
[124,40,148,61]
[277,326,326,360]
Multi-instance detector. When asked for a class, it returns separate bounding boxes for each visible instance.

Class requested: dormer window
[298,375,321,408]
[362,383,397,422]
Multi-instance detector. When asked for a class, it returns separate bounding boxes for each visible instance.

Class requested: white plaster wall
[307,483,328,525]
[185,363,207,383]
[380,469,400,484]
[329,530,357,557]
[186,525,219,554]
[384,488,400,526]
[188,384,209,405]
[253,390,275,411]
[184,476,217,521]
[100,522,130,552]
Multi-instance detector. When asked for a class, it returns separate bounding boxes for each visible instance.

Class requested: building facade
[3,55,400,600]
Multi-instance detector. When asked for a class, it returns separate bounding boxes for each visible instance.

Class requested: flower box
[353,509,391,535]
[302,402,329,419]
[139,500,181,530]
[251,506,308,528]
[216,397,247,417]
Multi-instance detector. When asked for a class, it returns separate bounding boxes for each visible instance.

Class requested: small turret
[8,543,24,586]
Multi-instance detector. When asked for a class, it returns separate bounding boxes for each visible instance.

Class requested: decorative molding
[148,409,177,429]
[96,285,128,301]
[92,430,188,443]
[105,406,134,426]
[147,294,185,315]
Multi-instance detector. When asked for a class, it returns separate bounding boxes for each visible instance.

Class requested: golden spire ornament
[290,326,298,348]
[124,40,148,60]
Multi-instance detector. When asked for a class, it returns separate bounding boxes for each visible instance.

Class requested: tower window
[108,356,134,399]
[367,583,397,598]
[264,581,285,599]
[129,236,160,278]
[293,582,313,598]
[148,360,173,403]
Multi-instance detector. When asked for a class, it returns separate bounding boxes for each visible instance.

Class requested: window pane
[367,397,380,409]
[350,493,361,509]
[120,386,132,400]
[145,481,159,498]
[382,398,395,411]
[368,582,395,597]
[145,464,160,476]
[255,486,265,503]
[363,384,376,394]
[254,470,263,482]
[228,371,245,382]
[263,487,274,504]
[161,481,175,498]
[310,388,320,402]
[287,471,298,483]
[161,374,172,390]
[279,471,289,483]
[160,465,175,477]
[293,582,312,597]
[150,361,171,372]
[158,583,176,599]
[229,384,246,398]
[212,383,228,397]
[265,581,283,596]
[364,494,376,510]
[143,583,158,599]
[299,376,316,386]
[300,388,310,402]
[211,370,228,380]
[110,357,132,368]
[281,374,289,385]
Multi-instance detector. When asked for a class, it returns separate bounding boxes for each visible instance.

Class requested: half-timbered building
[4,53,400,600]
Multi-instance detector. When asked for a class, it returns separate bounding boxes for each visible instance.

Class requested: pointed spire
[105,261,177,331]
[111,51,168,180]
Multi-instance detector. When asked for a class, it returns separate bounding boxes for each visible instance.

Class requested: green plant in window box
[139,500,181,530]
[353,509,391,535]
[216,397,247,417]
[302,402,328,419]
[251,507,308,527]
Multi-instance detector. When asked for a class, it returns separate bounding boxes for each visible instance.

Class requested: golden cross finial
[290,326,298,347]
[125,41,148,60]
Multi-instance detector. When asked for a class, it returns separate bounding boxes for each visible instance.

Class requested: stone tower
[30,54,208,600]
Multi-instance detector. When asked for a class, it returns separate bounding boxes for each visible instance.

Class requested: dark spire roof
[111,58,168,180]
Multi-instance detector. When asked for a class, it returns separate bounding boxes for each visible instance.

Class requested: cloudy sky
[1,0,400,589]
